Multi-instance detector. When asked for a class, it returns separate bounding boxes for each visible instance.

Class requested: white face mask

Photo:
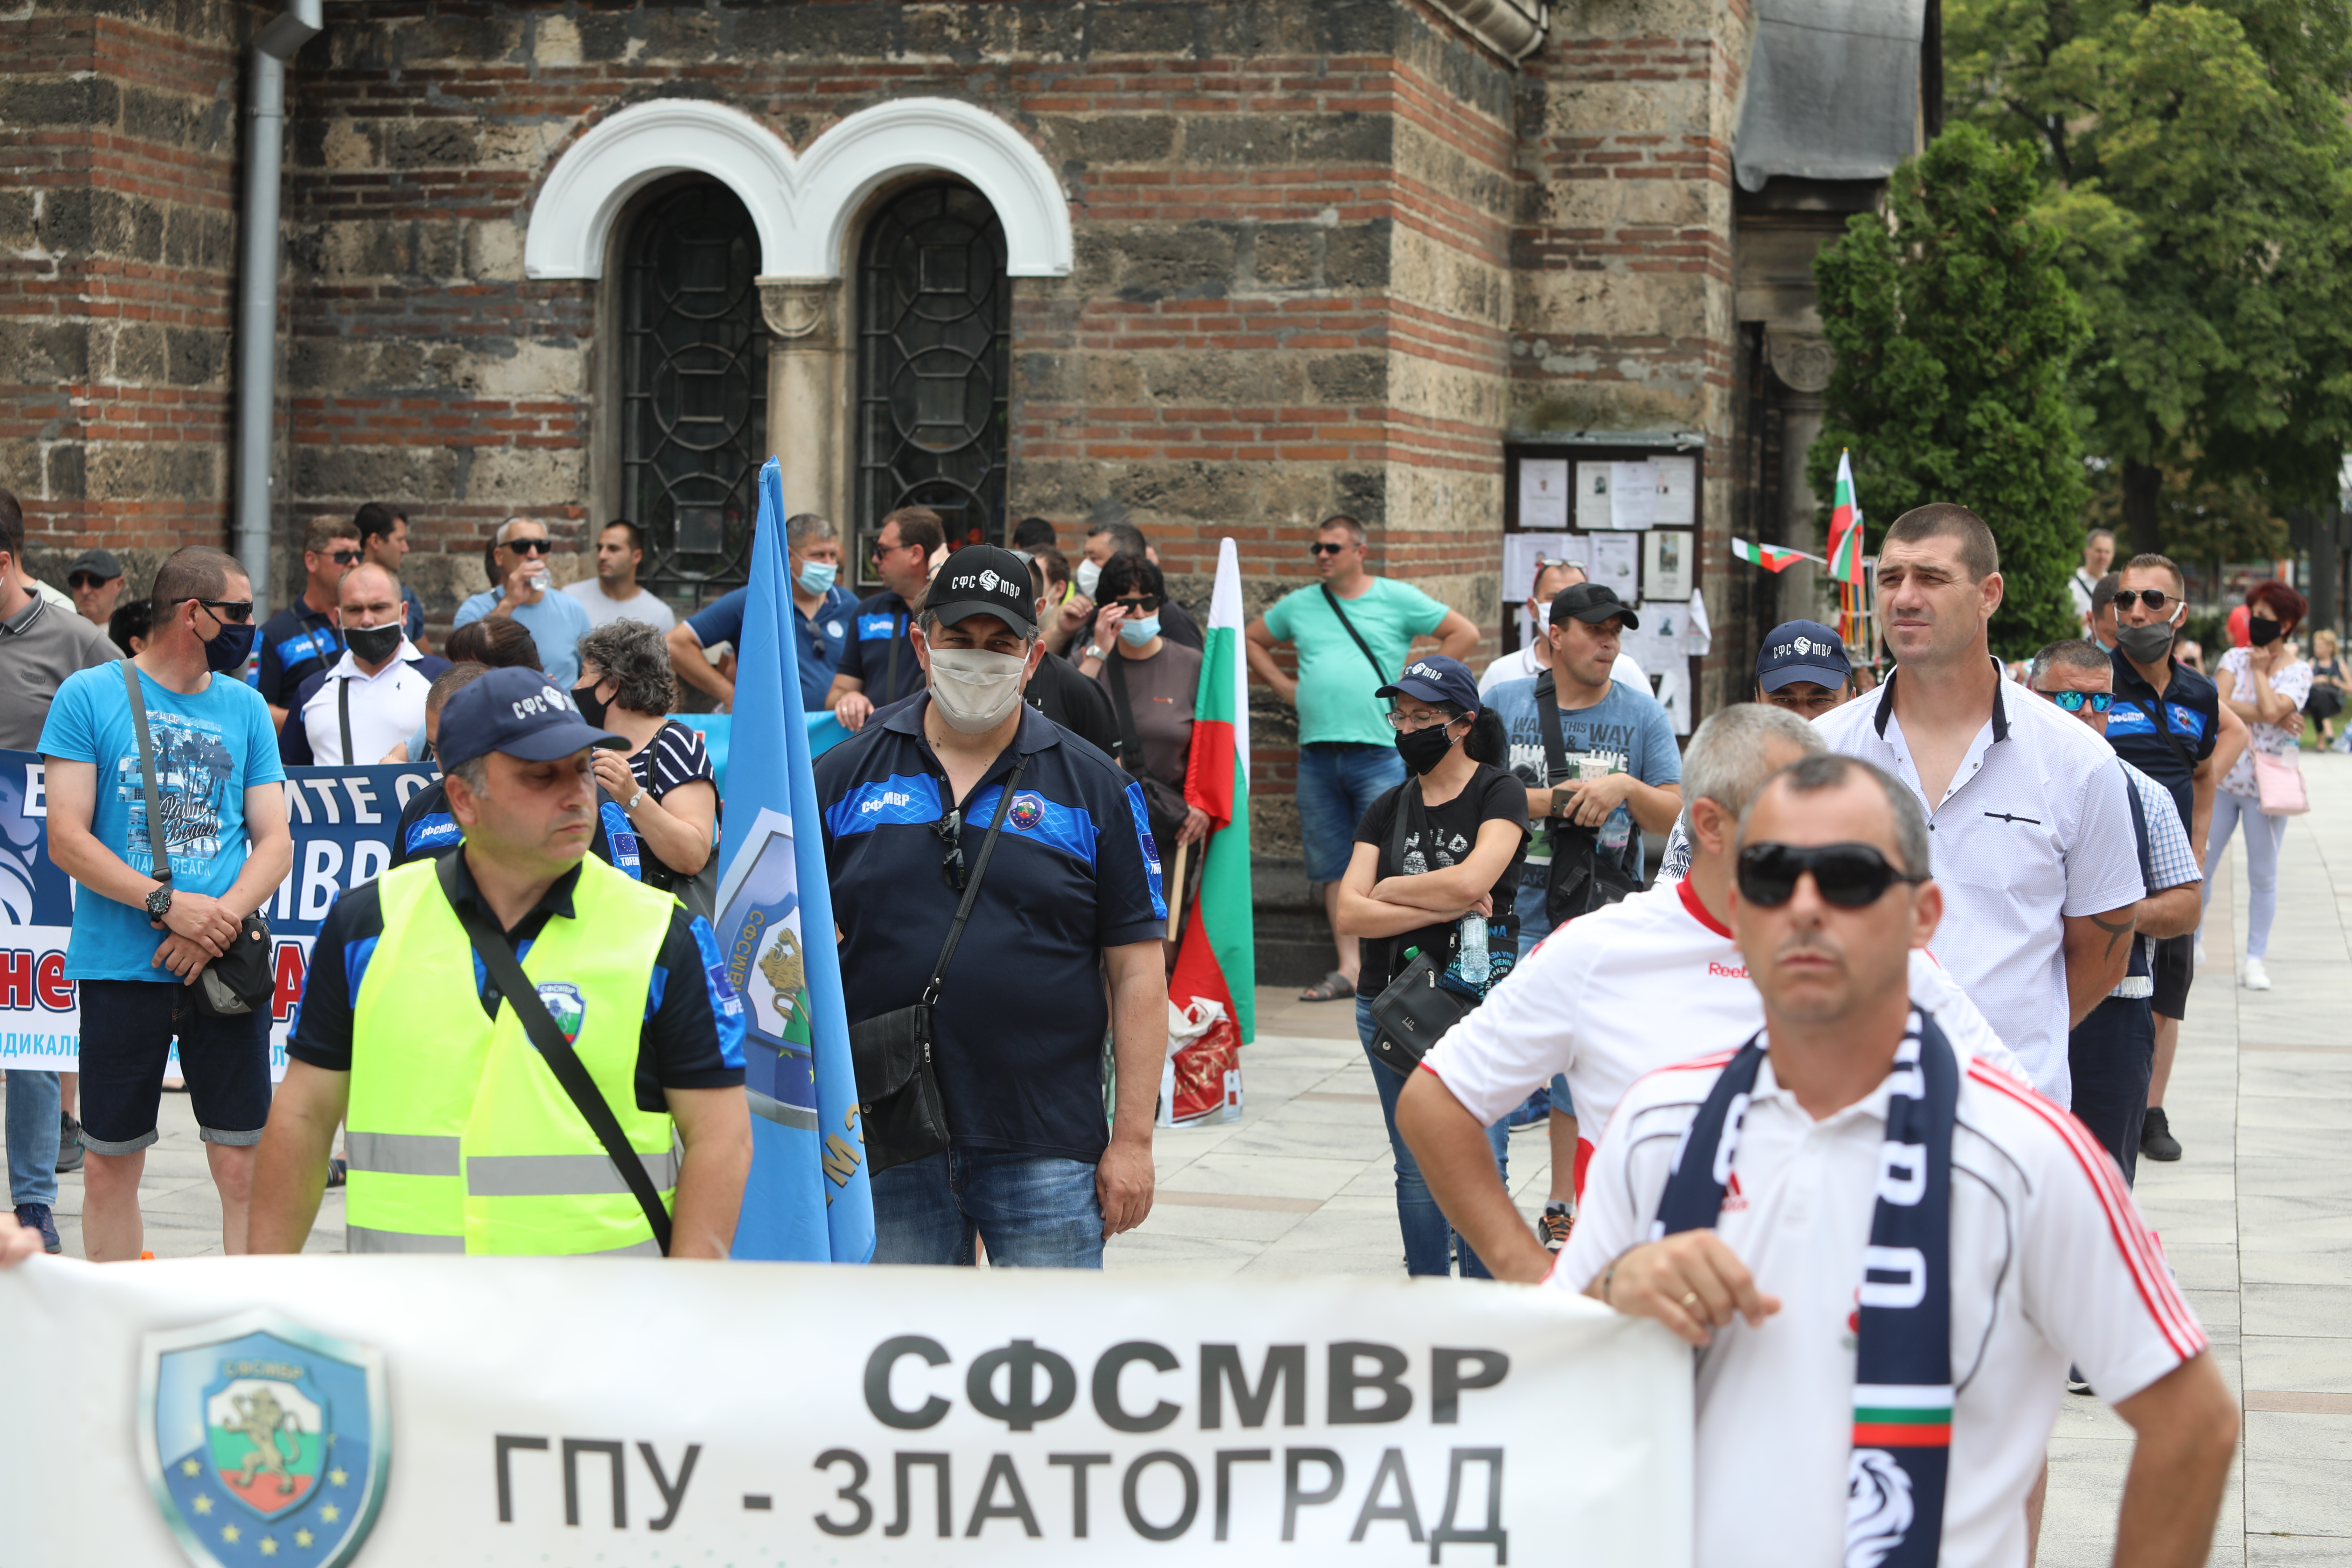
[1074,558,1103,599]
[927,646,1030,733]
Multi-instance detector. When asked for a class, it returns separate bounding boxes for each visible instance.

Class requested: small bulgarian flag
[1732,538,1825,573]
[1852,1383,1954,1448]
[1827,449,1866,587]
[1165,537,1254,1121]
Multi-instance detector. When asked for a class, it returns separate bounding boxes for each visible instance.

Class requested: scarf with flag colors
[1828,449,1867,587]
[1164,537,1255,1121]
[709,456,876,1262]
[1731,538,1825,574]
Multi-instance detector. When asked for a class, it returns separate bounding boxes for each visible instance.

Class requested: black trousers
[2068,994,2155,1186]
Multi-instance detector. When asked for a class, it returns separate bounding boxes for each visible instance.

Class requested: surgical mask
[345,623,403,665]
[1395,720,1459,776]
[1532,602,1552,635]
[1118,613,1161,646]
[927,647,1030,734]
[1074,558,1103,599]
[797,558,838,595]
[2248,617,2284,648]
[2114,620,2177,665]
[573,680,611,729]
[203,620,256,676]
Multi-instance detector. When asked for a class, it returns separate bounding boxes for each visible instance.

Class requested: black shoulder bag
[847,754,1030,1174]
[1364,782,1479,1077]
[1104,653,1191,852]
[124,660,275,1017]
[1321,584,1390,685]
[1535,671,1636,926]
[436,852,673,1255]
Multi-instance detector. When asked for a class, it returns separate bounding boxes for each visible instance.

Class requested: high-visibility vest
[343,855,679,1256]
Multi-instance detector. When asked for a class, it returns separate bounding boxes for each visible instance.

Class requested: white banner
[0,1256,1693,1567]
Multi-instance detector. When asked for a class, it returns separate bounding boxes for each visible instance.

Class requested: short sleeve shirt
[0,593,120,749]
[2105,650,2218,829]
[1091,640,1203,789]
[1261,578,1449,747]
[38,662,286,981]
[254,601,343,708]
[1351,765,1529,993]
[450,588,595,690]
[814,698,1167,1161]
[2214,646,2312,799]
[1486,673,1681,891]
[833,589,924,708]
[685,583,857,710]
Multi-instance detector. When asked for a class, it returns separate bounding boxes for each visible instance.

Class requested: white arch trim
[524,96,1074,282]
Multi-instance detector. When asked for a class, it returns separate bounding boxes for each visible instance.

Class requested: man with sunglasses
[254,516,362,729]
[827,505,945,732]
[38,546,293,1262]
[66,547,125,625]
[1813,504,2144,1105]
[451,517,595,691]
[1555,753,2235,1568]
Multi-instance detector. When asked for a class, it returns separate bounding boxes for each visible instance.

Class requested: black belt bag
[1363,779,1480,1076]
[847,754,1029,1174]
[1535,671,1637,926]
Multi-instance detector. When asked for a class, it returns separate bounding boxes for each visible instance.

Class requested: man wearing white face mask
[1478,557,1649,697]
[816,545,1171,1267]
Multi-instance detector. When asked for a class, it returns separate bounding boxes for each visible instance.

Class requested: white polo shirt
[299,645,434,765]
[1813,668,2144,1104]
[1418,876,2019,1196]
[1556,1032,2204,1568]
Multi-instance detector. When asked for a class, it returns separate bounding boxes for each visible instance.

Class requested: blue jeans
[1357,995,1508,1277]
[2201,789,2284,958]
[871,1147,1105,1268]
[2069,995,2154,1186]
[1296,743,1407,883]
[5,1070,60,1207]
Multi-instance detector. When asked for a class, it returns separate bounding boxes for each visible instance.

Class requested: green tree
[1945,0,2352,553]
[1809,124,2089,656]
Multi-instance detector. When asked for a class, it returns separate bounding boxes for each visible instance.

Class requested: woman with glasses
[2203,580,2312,992]
[1332,656,1528,1277]
[1074,556,1210,904]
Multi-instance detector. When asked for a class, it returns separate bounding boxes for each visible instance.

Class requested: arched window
[618,181,767,607]
[855,182,1010,586]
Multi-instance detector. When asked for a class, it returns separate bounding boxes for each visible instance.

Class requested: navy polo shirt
[687,582,856,709]
[254,601,342,708]
[2106,650,2218,828]
[833,589,922,707]
[816,696,1167,1162]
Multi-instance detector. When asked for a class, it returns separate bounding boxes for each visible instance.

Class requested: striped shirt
[625,721,716,891]
[2113,758,2202,1001]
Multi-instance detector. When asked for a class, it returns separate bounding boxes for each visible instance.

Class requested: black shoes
[2141,1107,2183,1163]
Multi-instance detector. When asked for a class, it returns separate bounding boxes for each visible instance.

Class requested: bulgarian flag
[1827,449,1866,586]
[1732,538,1824,573]
[1164,537,1254,1122]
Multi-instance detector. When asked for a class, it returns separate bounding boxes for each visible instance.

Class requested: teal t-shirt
[1262,578,1449,746]
[37,662,285,982]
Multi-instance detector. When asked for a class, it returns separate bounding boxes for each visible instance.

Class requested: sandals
[325,1157,348,1190]
[1297,969,1356,1003]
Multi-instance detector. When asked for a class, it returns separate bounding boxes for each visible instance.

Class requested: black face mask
[2248,617,2284,648]
[573,680,611,729]
[345,623,404,665]
[1395,721,1459,776]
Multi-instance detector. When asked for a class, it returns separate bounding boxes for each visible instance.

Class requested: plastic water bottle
[1457,915,1490,987]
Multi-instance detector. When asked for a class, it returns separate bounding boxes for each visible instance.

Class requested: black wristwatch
[145,880,173,921]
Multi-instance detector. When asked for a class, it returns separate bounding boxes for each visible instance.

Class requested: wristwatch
[1082,645,1107,662]
[144,881,174,920]
[625,788,648,812]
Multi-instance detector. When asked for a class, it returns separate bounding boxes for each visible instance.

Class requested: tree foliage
[1945,0,2352,548]
[1810,124,2089,656]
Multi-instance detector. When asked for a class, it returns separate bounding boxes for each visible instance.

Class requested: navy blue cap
[1756,620,1851,692]
[1377,655,1482,713]
[925,544,1040,637]
[435,666,629,768]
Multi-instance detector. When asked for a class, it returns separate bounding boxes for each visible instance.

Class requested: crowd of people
[2,481,2319,1563]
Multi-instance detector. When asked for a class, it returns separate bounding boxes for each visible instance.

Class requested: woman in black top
[573,619,718,894]
[1333,656,1528,1278]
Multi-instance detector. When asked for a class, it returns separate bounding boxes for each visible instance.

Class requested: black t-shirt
[1352,764,1529,993]
[1023,652,1119,757]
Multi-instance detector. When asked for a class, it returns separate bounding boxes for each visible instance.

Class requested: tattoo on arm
[2091,908,2138,961]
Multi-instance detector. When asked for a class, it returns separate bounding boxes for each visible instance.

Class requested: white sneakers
[2243,955,2272,991]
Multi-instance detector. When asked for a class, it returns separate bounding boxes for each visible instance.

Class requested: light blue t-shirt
[450,587,594,688]
[38,663,286,982]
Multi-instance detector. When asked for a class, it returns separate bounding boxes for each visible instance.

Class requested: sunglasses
[1309,542,1350,557]
[68,574,112,591]
[181,597,255,625]
[932,804,968,891]
[2036,689,2113,714]
[1108,596,1161,614]
[326,550,362,566]
[2111,588,2174,612]
[504,538,555,555]
[1735,841,1927,909]
[872,538,916,560]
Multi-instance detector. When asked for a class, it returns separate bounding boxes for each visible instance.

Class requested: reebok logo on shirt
[1707,961,1749,979]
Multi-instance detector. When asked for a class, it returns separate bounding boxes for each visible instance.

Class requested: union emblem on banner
[138,1310,388,1568]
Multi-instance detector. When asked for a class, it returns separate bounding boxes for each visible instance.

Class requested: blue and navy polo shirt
[390,775,638,879]
[815,696,1168,1163]
[833,589,923,708]
[253,601,343,708]
[687,581,857,710]
[2106,650,2218,829]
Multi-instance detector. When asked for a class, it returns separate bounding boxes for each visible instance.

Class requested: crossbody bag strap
[436,852,673,1256]
[337,674,354,765]
[1321,584,1389,684]
[1534,670,1570,790]
[922,753,1030,1007]
[1104,652,1147,778]
[2130,694,2197,779]
[122,658,173,885]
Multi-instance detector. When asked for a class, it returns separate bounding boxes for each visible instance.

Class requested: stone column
[1766,329,1835,629]
[757,277,850,531]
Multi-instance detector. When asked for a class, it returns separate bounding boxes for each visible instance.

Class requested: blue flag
[712,458,876,1262]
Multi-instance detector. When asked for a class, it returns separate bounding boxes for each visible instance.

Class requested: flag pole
[1166,839,1191,944]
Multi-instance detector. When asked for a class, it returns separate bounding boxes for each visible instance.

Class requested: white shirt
[2068,567,2099,627]
[1813,669,2144,1104]
[1557,1030,2204,1568]
[562,578,676,633]
[1477,645,1648,698]
[1420,876,2019,1194]
[299,644,434,765]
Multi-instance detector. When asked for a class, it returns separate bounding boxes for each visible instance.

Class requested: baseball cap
[1377,656,1481,713]
[1550,581,1640,630]
[68,548,122,581]
[924,544,1040,637]
[434,666,628,768]
[1755,620,1851,692]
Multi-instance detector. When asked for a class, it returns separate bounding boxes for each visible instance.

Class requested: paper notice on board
[1683,589,1713,656]
[1518,458,1570,529]
[1654,456,1696,526]
[1589,532,1639,602]
[1643,530,1693,602]
[1504,532,1573,597]
[1655,665,1693,734]
[1576,462,1614,529]
[1609,462,1658,530]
